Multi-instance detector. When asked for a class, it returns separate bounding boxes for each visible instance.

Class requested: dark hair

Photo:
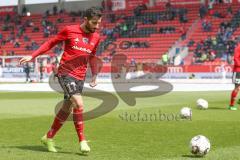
[85,7,102,20]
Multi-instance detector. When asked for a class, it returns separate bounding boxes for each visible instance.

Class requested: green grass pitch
[0,91,240,160]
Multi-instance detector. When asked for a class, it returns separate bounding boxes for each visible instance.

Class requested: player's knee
[70,98,83,108]
[71,95,84,107]
[75,100,84,109]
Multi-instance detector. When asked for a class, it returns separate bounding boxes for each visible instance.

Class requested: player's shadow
[9,145,73,155]
[75,152,89,156]
[182,155,205,158]
[14,145,48,152]
[208,107,227,110]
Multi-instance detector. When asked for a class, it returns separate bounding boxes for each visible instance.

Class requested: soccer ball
[26,12,31,16]
[190,135,210,156]
[180,107,192,119]
[196,98,208,109]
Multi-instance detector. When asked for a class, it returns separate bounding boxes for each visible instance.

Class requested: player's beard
[85,22,96,33]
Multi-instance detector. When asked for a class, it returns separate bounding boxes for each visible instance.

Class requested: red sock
[230,90,238,106]
[47,109,70,139]
[73,108,85,142]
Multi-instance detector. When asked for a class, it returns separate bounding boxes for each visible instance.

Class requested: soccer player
[229,44,240,110]
[19,7,102,153]
[23,62,31,83]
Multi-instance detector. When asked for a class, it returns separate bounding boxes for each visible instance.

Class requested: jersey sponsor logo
[82,37,89,44]
[72,46,92,54]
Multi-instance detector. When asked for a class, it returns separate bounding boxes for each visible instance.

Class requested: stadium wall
[26,2,58,14]
[25,0,101,14]
[0,79,234,92]
[62,0,101,12]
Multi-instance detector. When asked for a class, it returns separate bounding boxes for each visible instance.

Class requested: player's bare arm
[89,74,97,88]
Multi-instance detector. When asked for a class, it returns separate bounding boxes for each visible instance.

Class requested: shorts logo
[82,37,89,44]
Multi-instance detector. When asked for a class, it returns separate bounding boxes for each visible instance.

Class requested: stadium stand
[183,3,240,65]
[0,2,239,66]
[0,2,199,64]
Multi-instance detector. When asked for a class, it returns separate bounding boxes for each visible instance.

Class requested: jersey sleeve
[31,27,68,59]
[234,44,240,67]
[91,38,100,56]
[89,38,102,76]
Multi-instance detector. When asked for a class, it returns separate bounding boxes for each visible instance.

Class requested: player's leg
[47,75,90,153]
[71,94,90,154]
[41,75,73,152]
[26,72,29,82]
[41,99,72,152]
[46,99,72,138]
[229,72,240,110]
[229,85,240,110]
[71,94,85,141]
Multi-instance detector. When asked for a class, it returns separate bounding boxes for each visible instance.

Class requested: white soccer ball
[26,12,31,16]
[190,135,210,156]
[180,107,192,119]
[196,98,208,109]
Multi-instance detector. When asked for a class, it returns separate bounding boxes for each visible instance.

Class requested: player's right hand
[19,56,33,65]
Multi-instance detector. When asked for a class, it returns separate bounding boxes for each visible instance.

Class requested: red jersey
[32,25,100,80]
[234,44,240,72]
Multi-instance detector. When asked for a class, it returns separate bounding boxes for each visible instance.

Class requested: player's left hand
[89,80,97,88]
